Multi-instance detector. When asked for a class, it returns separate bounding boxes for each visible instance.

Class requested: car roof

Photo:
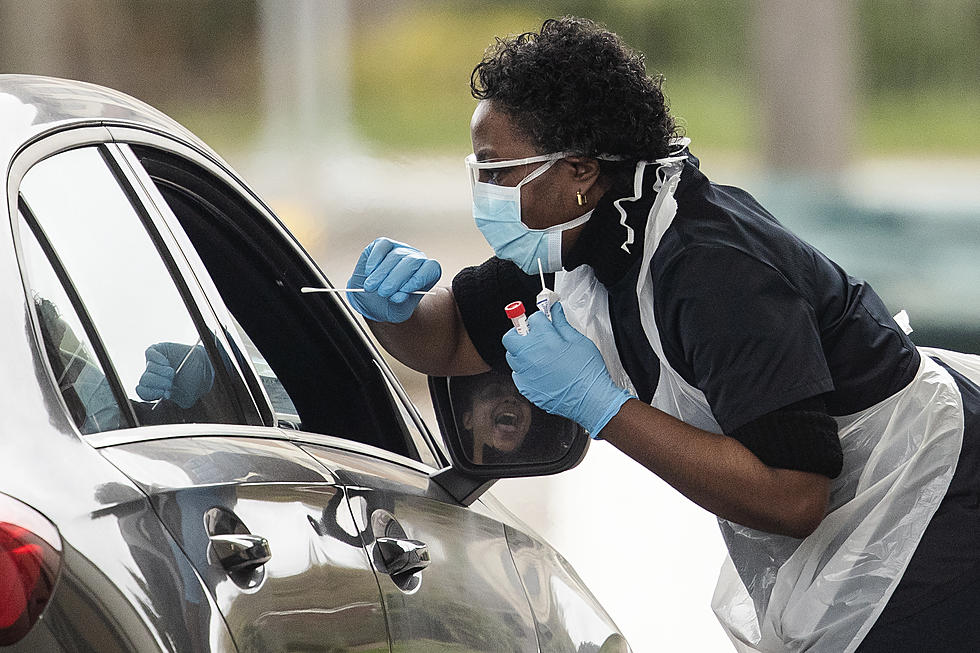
[0,74,214,168]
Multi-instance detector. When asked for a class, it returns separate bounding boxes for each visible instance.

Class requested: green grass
[164,100,262,156]
[165,5,980,160]
[347,4,979,158]
[657,71,756,153]
[353,60,980,158]
[858,87,980,155]
[351,7,548,153]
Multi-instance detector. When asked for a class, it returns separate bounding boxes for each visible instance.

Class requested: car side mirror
[428,369,589,505]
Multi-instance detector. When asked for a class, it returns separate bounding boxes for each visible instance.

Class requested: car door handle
[375,537,430,576]
[208,533,272,573]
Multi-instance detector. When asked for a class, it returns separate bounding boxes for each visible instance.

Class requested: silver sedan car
[0,75,630,652]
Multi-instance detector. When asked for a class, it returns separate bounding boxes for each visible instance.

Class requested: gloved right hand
[502,302,634,438]
[346,237,441,323]
[136,342,215,409]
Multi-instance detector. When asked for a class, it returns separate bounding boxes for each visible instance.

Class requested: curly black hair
[471,17,677,176]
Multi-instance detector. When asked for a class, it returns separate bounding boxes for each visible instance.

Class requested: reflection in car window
[18,146,245,430]
[18,214,124,434]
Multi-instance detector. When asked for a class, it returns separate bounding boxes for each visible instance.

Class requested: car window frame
[10,134,264,439]
[7,126,448,477]
[104,129,448,469]
[9,127,119,440]
[109,142,278,429]
[121,142,409,449]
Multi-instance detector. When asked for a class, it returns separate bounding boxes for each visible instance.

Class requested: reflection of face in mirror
[449,370,585,468]
[462,376,533,464]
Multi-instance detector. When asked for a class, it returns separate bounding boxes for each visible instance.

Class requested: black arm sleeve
[730,396,843,478]
[451,257,548,369]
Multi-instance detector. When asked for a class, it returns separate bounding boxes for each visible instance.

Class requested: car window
[18,146,248,431]
[18,213,126,434]
[129,145,423,460]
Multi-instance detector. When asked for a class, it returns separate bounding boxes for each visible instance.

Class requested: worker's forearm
[601,399,829,538]
[367,287,490,377]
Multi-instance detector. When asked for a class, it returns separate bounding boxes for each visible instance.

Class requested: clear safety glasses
[464,152,570,186]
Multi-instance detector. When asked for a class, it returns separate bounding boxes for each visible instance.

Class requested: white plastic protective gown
[556,154,980,652]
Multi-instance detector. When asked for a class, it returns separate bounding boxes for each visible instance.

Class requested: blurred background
[3,0,977,649]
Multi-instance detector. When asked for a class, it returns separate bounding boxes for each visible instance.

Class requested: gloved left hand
[346,237,442,323]
[136,342,215,409]
[502,302,634,438]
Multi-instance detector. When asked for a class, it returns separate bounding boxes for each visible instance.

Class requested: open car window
[129,145,423,461]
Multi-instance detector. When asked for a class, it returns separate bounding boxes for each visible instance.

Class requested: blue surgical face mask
[465,152,593,274]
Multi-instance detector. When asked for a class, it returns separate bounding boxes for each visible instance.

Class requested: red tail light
[0,493,62,646]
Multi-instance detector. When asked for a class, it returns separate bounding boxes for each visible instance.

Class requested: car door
[14,142,389,652]
[300,444,539,651]
[117,136,541,651]
[98,434,389,653]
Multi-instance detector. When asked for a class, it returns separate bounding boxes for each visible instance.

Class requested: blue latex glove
[346,237,442,323]
[502,302,634,438]
[136,342,215,409]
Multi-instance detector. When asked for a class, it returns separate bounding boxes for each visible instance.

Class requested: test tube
[505,301,529,335]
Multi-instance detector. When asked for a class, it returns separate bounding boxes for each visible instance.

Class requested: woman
[346,17,980,652]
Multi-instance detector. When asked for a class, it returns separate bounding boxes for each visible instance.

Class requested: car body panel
[100,435,389,652]
[505,525,630,653]
[302,443,540,652]
[3,455,236,652]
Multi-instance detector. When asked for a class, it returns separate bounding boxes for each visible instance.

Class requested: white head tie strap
[612,138,691,254]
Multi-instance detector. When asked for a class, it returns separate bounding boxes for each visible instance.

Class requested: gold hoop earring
[576,190,587,206]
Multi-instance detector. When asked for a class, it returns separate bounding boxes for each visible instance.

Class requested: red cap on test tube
[505,301,529,335]
[504,301,526,319]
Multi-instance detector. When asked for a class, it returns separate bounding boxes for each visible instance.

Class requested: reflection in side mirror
[429,369,589,482]
[451,370,575,467]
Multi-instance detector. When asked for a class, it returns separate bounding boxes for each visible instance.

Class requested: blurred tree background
[4,0,976,156]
